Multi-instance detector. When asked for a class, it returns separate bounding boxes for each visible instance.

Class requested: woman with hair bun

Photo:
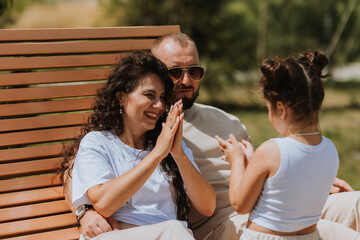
[216,51,339,240]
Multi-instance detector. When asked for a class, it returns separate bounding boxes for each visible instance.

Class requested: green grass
[198,81,360,190]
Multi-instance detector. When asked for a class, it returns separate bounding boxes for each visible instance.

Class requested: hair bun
[299,51,328,76]
[260,58,288,84]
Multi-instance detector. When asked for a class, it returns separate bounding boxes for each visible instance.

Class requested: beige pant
[321,191,360,232]
[90,220,194,240]
[240,229,321,240]
[193,192,360,240]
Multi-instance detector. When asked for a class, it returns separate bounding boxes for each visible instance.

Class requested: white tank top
[249,136,339,232]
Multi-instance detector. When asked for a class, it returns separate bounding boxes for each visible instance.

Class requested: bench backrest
[0,25,180,240]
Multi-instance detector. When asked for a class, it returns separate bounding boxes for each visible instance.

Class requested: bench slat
[0,68,110,86]
[0,144,64,163]
[0,174,60,193]
[0,83,102,102]
[0,54,120,71]
[0,39,153,56]
[1,158,61,178]
[7,227,80,240]
[0,213,77,238]
[6,227,80,240]
[0,98,94,117]
[0,112,89,132]
[0,126,80,147]
[0,186,64,208]
[0,200,70,223]
[0,25,180,41]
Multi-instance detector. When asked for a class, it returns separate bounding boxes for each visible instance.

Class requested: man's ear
[276,101,287,120]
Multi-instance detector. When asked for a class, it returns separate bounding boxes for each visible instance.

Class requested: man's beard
[174,84,200,110]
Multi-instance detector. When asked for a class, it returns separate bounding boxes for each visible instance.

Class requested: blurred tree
[0,0,12,16]
[103,0,360,86]
[0,0,45,27]
[331,0,360,63]
[103,0,259,89]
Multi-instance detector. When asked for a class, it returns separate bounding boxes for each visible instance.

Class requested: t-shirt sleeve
[72,132,115,207]
[224,111,250,141]
[240,122,250,141]
[181,140,200,172]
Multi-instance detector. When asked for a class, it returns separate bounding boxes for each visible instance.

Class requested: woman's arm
[87,102,181,218]
[170,104,216,216]
[87,148,166,218]
[173,150,216,216]
[65,164,118,237]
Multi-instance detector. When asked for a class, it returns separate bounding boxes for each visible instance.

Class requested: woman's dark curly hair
[58,51,190,221]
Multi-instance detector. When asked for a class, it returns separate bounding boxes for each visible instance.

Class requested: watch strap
[76,204,94,222]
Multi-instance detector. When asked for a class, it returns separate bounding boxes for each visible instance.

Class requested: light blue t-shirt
[250,136,339,232]
[72,131,199,228]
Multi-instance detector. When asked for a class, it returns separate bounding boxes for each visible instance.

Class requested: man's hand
[80,209,119,238]
[330,177,354,194]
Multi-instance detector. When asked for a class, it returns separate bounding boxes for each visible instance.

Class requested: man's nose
[180,71,192,86]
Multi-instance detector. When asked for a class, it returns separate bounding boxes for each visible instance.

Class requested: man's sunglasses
[168,66,205,82]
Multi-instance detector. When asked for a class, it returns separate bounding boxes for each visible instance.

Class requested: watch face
[76,205,86,216]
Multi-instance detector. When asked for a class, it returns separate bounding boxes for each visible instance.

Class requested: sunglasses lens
[168,66,205,81]
[168,68,183,80]
[189,67,205,80]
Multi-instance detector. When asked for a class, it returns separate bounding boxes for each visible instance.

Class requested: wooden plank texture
[0,174,60,193]
[0,54,121,71]
[1,158,61,178]
[0,144,64,163]
[0,25,180,41]
[0,97,94,117]
[0,200,70,222]
[0,83,102,102]
[0,186,64,208]
[6,227,80,240]
[0,112,89,132]
[0,126,80,147]
[0,39,153,56]
[0,68,110,86]
[0,213,76,238]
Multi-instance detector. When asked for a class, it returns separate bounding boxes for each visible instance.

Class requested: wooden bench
[0,25,181,240]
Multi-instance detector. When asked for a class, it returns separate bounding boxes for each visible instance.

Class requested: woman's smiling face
[119,73,166,134]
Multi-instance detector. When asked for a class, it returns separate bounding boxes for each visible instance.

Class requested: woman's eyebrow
[143,89,157,93]
[143,89,165,95]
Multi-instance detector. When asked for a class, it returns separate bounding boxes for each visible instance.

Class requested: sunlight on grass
[320,110,360,190]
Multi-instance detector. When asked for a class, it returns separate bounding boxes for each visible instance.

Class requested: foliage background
[1,0,359,189]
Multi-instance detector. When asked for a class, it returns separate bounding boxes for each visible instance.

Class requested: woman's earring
[119,107,123,114]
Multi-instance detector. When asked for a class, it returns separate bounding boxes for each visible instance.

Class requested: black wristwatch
[75,204,93,222]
